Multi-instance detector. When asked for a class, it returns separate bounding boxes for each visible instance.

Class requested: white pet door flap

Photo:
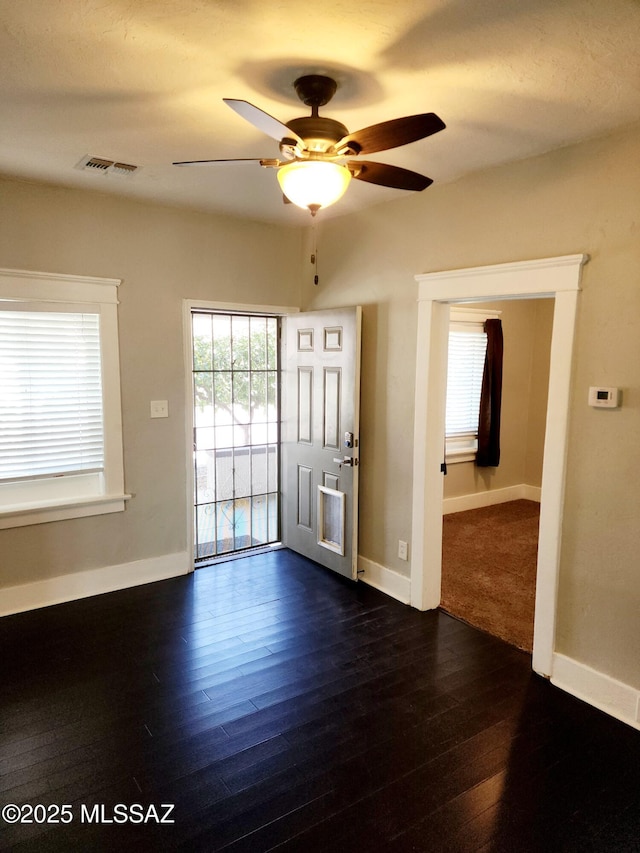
[317,486,345,555]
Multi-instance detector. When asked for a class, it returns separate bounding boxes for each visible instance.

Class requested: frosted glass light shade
[277,161,351,214]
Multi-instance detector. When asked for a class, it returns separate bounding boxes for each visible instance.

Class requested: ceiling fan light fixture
[277,160,351,215]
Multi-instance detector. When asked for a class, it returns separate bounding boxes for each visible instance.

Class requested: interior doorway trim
[410,254,588,677]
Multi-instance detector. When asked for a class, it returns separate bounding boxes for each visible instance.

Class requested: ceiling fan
[173,74,445,216]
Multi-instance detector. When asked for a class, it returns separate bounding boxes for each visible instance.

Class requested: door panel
[282,307,361,580]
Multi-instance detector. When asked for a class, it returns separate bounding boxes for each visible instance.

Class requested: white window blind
[445,327,487,438]
[0,309,104,483]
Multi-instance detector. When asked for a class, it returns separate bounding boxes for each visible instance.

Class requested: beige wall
[443,297,553,499]
[304,122,640,688]
[1,120,639,693]
[0,177,303,588]
[525,299,554,486]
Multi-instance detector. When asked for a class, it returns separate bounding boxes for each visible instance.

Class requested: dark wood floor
[1,550,639,852]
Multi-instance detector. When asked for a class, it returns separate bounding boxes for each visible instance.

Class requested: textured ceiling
[1,0,639,225]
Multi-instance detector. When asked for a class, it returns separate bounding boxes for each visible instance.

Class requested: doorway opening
[191,310,280,563]
[184,301,361,582]
[440,297,553,653]
[410,255,587,678]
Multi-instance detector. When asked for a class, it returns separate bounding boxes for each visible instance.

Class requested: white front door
[281,307,362,580]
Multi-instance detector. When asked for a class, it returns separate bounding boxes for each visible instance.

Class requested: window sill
[0,494,132,530]
[445,435,478,465]
[445,451,477,465]
[445,453,476,465]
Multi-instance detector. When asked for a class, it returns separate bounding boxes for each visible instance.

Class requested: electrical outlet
[398,540,408,561]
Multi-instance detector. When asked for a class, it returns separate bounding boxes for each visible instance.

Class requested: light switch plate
[150,400,169,418]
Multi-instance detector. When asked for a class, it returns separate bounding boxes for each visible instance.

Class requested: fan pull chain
[311,222,319,285]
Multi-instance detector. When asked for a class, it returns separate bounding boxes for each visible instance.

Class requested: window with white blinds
[0,267,127,529]
[445,308,499,462]
[0,309,104,483]
[445,327,487,438]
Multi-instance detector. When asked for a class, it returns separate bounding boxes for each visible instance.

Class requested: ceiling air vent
[82,156,113,172]
[111,162,137,176]
[75,156,139,177]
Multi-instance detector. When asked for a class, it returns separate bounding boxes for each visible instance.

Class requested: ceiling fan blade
[223,98,304,146]
[338,113,445,155]
[351,160,433,191]
[173,158,279,166]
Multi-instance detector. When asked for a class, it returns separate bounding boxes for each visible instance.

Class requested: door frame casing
[410,255,588,677]
[182,299,298,572]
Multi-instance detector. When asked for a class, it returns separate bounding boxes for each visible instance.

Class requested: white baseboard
[443,483,541,515]
[358,556,411,605]
[0,552,191,617]
[552,653,640,731]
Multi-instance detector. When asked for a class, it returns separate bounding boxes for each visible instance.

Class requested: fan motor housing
[285,116,349,153]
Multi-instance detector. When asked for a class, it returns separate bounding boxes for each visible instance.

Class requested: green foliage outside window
[192,314,278,427]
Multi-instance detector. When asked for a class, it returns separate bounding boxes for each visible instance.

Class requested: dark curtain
[476,318,503,467]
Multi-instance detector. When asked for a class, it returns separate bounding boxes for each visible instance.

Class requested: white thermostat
[588,387,621,408]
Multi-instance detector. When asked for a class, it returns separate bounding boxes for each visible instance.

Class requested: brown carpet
[441,499,540,652]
